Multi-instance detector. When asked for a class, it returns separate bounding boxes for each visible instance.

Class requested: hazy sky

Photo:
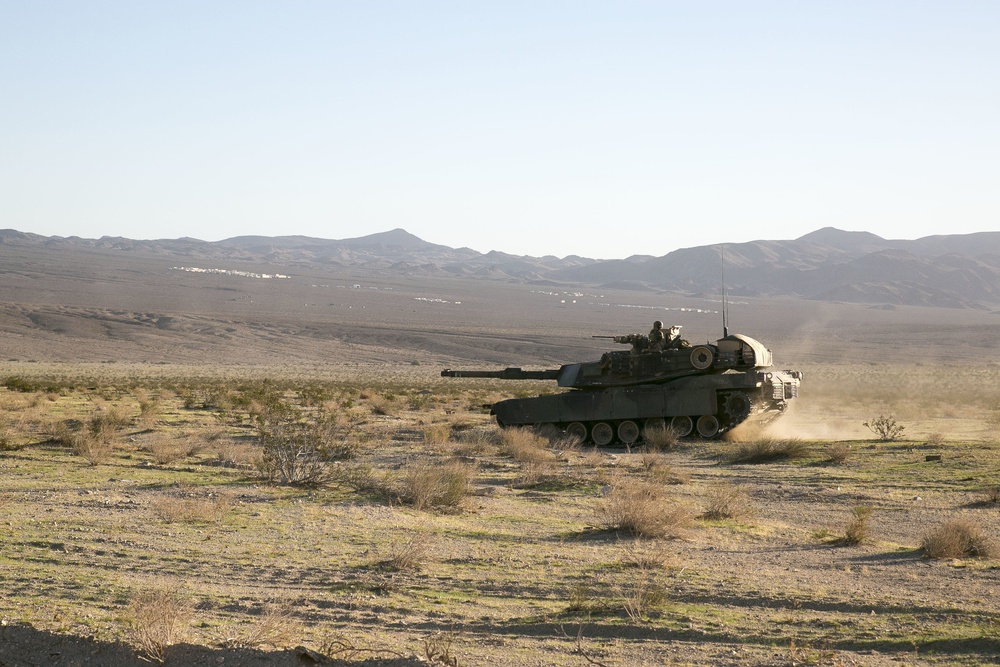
[2,2,997,259]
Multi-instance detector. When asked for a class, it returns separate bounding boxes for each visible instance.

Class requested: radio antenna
[721,244,729,337]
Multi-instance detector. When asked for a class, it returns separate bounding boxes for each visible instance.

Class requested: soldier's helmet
[653,320,663,329]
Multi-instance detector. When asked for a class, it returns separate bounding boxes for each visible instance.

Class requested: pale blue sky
[2,1,997,259]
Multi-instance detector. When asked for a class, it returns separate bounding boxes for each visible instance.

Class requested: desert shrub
[619,541,679,572]
[421,422,452,446]
[398,459,475,511]
[825,442,851,464]
[922,517,998,559]
[376,532,435,571]
[330,463,383,494]
[137,396,162,425]
[0,418,22,451]
[621,566,668,622]
[72,432,115,466]
[642,423,679,451]
[424,633,461,667]
[150,490,233,524]
[88,405,131,440]
[3,376,70,393]
[452,427,499,456]
[47,420,76,447]
[126,586,192,663]
[499,427,554,464]
[841,505,873,545]
[214,438,257,469]
[298,383,334,407]
[215,602,297,650]
[514,460,560,488]
[598,479,695,539]
[702,483,754,521]
[727,437,809,464]
[145,435,199,465]
[367,393,396,416]
[565,582,602,614]
[253,401,354,486]
[863,414,905,441]
[639,452,690,485]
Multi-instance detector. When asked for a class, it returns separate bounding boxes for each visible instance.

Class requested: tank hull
[491,369,800,443]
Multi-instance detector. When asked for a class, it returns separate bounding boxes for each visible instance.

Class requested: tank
[441,330,802,445]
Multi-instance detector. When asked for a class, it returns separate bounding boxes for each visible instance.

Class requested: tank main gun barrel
[441,367,561,380]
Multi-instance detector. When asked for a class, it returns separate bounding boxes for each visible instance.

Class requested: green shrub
[863,414,905,441]
[253,402,353,486]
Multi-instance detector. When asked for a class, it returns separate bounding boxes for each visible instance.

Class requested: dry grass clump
[642,423,680,451]
[421,422,452,446]
[0,418,22,451]
[88,405,132,440]
[398,459,476,511]
[213,437,258,469]
[499,427,555,464]
[145,434,201,465]
[921,517,999,559]
[72,432,116,466]
[824,442,851,464]
[136,390,162,426]
[598,478,695,539]
[366,393,397,416]
[151,490,234,524]
[702,483,755,521]
[214,602,298,649]
[639,452,690,485]
[126,585,192,663]
[619,541,680,572]
[621,566,669,622]
[375,532,436,571]
[726,436,810,464]
[841,505,873,545]
[452,426,499,456]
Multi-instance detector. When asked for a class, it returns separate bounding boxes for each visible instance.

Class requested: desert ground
[1,247,999,666]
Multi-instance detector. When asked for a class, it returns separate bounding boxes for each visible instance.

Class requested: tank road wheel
[696,415,721,439]
[690,346,715,370]
[722,392,753,427]
[591,422,615,447]
[617,420,640,446]
[565,422,588,443]
[670,415,694,437]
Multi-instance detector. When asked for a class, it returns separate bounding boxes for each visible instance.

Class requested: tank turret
[441,330,801,445]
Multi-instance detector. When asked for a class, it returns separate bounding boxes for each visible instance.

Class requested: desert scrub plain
[0,363,999,666]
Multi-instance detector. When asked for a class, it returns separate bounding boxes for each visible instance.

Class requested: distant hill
[2,226,999,308]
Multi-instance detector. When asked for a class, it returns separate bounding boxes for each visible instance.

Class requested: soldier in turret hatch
[648,321,665,350]
[665,325,687,349]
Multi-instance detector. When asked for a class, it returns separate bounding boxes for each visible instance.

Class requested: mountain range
[3,226,999,309]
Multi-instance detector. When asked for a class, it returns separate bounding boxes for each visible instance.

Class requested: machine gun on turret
[593,333,649,352]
